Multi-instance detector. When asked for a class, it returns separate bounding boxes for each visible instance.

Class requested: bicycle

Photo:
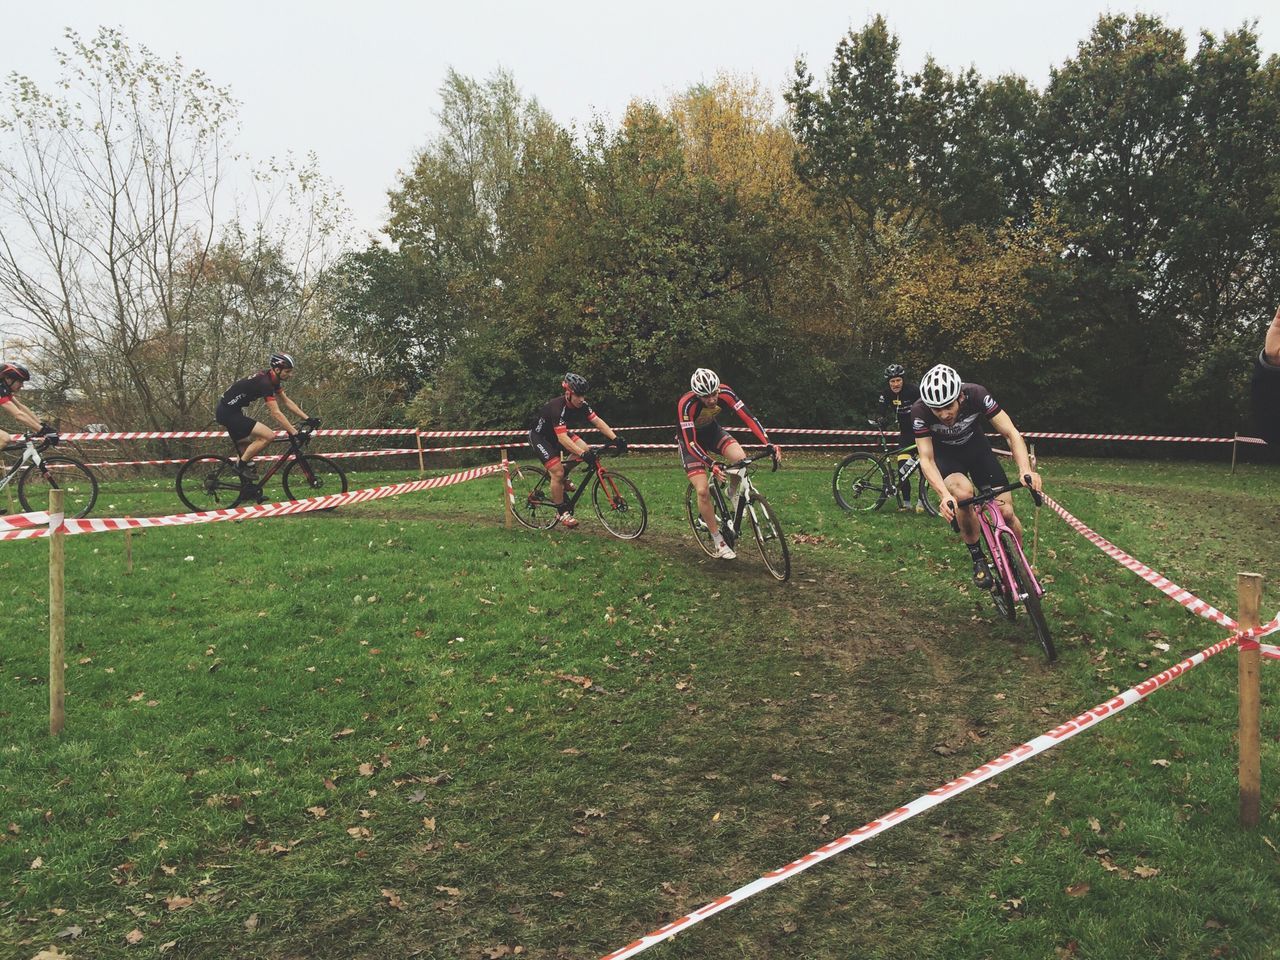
[684,451,790,582]
[949,478,1055,662]
[1,434,99,519]
[175,421,348,512]
[832,419,937,515]
[508,444,647,539]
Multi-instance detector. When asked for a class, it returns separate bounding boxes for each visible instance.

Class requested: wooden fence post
[124,527,133,575]
[1231,433,1239,476]
[1237,571,1263,828]
[416,429,426,479]
[49,489,66,736]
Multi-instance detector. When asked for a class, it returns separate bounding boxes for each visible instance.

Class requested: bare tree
[0,27,349,431]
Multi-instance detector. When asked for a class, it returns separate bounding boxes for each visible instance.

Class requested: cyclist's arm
[263,395,298,434]
[722,387,770,447]
[0,395,43,433]
[1265,305,1280,364]
[988,410,1040,493]
[914,435,954,518]
[276,388,310,422]
[589,413,619,443]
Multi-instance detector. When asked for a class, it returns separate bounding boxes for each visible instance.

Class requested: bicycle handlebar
[947,476,1043,532]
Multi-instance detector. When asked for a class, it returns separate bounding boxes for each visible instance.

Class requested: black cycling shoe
[972,558,994,591]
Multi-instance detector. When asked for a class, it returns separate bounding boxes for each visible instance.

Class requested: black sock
[966,541,985,562]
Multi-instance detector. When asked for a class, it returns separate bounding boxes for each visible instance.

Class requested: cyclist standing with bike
[911,364,1041,590]
[529,373,626,529]
[215,354,317,493]
[679,368,781,560]
[878,363,923,512]
[0,362,58,447]
[1252,304,1280,445]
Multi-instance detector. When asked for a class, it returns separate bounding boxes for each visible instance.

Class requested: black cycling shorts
[933,435,1009,491]
[678,421,735,475]
[530,429,578,467]
[215,401,257,442]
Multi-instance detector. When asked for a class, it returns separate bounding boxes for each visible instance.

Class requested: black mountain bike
[176,421,347,511]
[508,444,647,539]
[832,419,937,516]
[684,451,789,581]
[1,435,99,519]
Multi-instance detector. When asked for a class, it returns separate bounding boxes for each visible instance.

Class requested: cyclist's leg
[216,403,264,467]
[967,442,1017,538]
[530,431,566,504]
[714,428,748,501]
[239,421,275,464]
[897,422,916,504]
[687,467,719,537]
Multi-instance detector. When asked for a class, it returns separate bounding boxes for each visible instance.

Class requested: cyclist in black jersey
[878,363,923,512]
[528,373,624,529]
[215,353,315,478]
[0,362,58,447]
[1252,305,1280,445]
[911,363,1041,590]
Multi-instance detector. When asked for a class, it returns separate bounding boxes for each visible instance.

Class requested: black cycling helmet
[0,362,31,382]
[269,352,295,370]
[885,363,905,380]
[562,372,589,395]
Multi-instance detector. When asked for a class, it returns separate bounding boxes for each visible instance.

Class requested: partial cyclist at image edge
[0,362,59,447]
[878,362,923,512]
[911,363,1042,590]
[1252,304,1280,445]
[214,352,318,498]
[678,367,782,560]
[528,372,626,529]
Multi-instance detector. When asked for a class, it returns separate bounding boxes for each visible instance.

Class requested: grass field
[2,452,1278,960]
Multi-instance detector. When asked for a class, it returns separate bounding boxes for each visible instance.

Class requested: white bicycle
[684,451,790,582]
[1,435,99,519]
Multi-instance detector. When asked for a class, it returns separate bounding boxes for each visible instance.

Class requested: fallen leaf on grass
[435,885,461,897]
[781,919,799,933]
[770,773,790,785]
[358,763,376,777]
[1204,918,1224,929]
[1065,883,1090,897]
[164,895,194,911]
[129,691,145,702]
[1088,817,1101,834]
[244,913,259,933]
[422,817,436,832]
[346,827,372,840]
[381,888,406,910]
[159,942,178,953]
[1151,759,1171,768]
[331,728,355,740]
[54,925,82,940]
[1133,865,1160,879]
[29,857,43,869]
[29,949,71,960]
[482,947,513,959]
[1044,791,1056,806]
[307,806,327,819]
[125,928,145,945]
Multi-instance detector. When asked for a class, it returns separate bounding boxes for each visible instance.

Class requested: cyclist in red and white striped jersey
[678,367,782,560]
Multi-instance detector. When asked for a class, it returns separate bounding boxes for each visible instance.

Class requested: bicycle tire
[832,453,891,511]
[19,456,99,519]
[591,470,647,539]
[176,454,245,512]
[509,463,559,530]
[684,481,722,556]
[1000,530,1056,662]
[282,454,349,503]
[748,492,790,582]
[916,474,938,517]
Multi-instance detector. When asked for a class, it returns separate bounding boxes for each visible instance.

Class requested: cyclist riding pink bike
[911,364,1042,590]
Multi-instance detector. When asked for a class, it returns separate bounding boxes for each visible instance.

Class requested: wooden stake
[416,429,426,479]
[49,489,66,736]
[502,448,514,530]
[124,527,133,575]
[1230,432,1239,476]
[1237,571,1263,829]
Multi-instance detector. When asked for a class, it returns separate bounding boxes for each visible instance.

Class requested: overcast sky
[3,1,1273,238]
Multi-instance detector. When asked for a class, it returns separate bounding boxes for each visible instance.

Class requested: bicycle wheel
[684,482,720,556]
[916,475,938,517]
[19,457,99,519]
[282,454,349,503]
[591,470,647,540]
[176,455,245,512]
[508,463,558,530]
[832,453,891,511]
[1000,530,1056,662]
[747,492,790,582]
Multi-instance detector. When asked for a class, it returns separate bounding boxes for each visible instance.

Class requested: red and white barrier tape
[1262,644,1280,660]
[599,616,1279,959]
[1041,494,1237,630]
[0,464,504,541]
[0,510,49,532]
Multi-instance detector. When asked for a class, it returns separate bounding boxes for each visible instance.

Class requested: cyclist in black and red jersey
[911,363,1041,590]
[528,373,625,529]
[215,353,317,487]
[0,362,58,447]
[1253,305,1280,445]
[679,367,782,560]
[878,362,923,512]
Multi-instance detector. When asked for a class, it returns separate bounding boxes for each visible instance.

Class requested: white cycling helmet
[919,363,962,408]
[690,368,720,397]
